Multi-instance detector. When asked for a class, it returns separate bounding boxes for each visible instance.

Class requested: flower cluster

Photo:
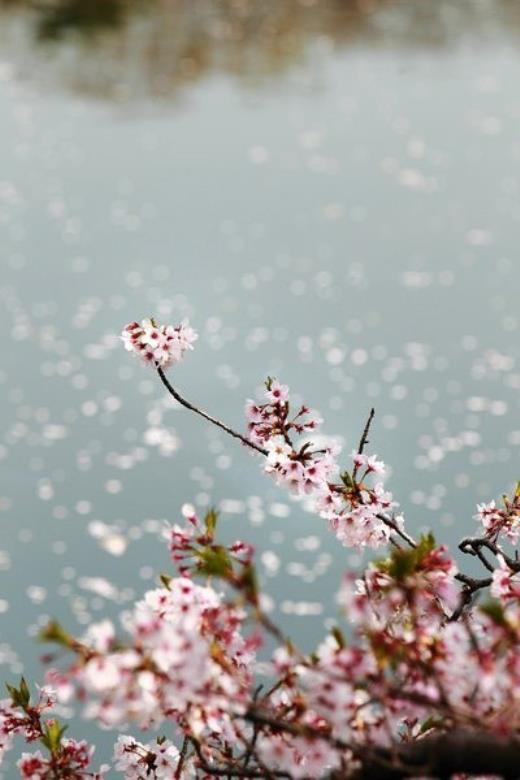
[338,534,459,628]
[0,681,106,778]
[263,532,520,772]
[317,451,400,548]
[121,317,197,369]
[113,735,194,779]
[18,739,103,780]
[21,486,520,779]
[475,490,520,542]
[246,379,399,548]
[46,575,257,738]
[255,730,340,779]
[491,555,520,601]
[167,504,254,579]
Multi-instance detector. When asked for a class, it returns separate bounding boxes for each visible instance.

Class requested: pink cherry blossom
[491,555,520,602]
[121,318,197,369]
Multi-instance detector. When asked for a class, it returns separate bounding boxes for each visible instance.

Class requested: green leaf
[340,471,353,488]
[419,715,445,734]
[331,626,345,649]
[41,720,68,753]
[241,563,258,600]
[159,574,172,590]
[196,546,233,578]
[6,677,31,709]
[203,509,219,537]
[19,677,30,708]
[38,620,73,648]
[387,549,417,580]
[379,532,438,581]
[415,532,436,560]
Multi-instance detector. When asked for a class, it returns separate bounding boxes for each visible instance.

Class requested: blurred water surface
[0,0,519,767]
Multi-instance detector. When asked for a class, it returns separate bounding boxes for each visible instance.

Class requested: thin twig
[357,408,376,456]
[156,366,267,456]
[460,536,520,573]
[353,407,375,480]
[377,514,417,549]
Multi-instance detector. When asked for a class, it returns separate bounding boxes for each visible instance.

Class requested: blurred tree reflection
[0,0,519,100]
[35,0,125,40]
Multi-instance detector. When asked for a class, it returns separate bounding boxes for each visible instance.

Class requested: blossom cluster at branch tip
[121,317,198,369]
[474,490,520,542]
[246,378,400,548]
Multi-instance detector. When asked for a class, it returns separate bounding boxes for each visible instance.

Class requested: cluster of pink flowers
[121,317,198,369]
[491,554,520,601]
[21,488,520,778]
[167,503,254,578]
[255,729,340,779]
[338,535,459,628]
[246,379,400,548]
[0,683,107,778]
[316,451,400,548]
[264,533,520,770]
[475,491,520,542]
[47,575,257,737]
[18,739,102,780]
[113,735,194,779]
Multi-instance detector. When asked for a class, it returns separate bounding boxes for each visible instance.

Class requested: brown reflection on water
[0,0,519,99]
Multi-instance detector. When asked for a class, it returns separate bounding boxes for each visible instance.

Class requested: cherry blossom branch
[449,572,493,621]
[155,346,506,624]
[377,513,418,549]
[245,707,520,780]
[459,535,520,573]
[156,365,268,456]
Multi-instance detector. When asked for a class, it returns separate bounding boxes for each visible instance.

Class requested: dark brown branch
[246,711,520,780]
[460,536,520,573]
[346,730,520,780]
[156,366,267,456]
[197,766,289,778]
[450,572,493,621]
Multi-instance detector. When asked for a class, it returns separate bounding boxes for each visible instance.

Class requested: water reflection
[1,0,520,99]
[35,0,126,41]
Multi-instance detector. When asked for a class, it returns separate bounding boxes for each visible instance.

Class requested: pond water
[0,0,519,768]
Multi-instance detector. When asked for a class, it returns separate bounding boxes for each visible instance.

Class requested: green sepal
[203,509,219,538]
[41,720,68,753]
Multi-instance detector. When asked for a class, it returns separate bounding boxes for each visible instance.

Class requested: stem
[377,514,417,549]
[353,407,375,480]
[156,366,267,457]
